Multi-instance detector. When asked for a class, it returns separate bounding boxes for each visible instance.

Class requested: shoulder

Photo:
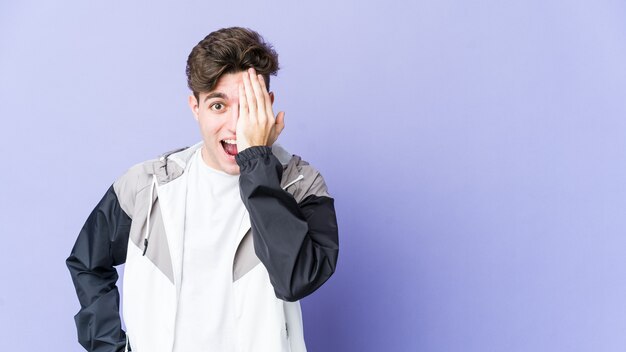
[113,145,193,193]
[112,145,190,216]
[112,159,157,217]
[113,160,155,194]
[282,153,332,203]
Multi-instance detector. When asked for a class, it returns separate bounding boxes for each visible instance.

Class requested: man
[66,27,339,352]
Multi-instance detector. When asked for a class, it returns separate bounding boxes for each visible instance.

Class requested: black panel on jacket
[236,146,339,302]
[66,185,131,352]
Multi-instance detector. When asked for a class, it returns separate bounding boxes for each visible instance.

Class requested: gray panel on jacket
[127,185,175,284]
[233,230,261,282]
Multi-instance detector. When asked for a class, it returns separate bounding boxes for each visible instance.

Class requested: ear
[269,91,275,104]
[188,94,199,121]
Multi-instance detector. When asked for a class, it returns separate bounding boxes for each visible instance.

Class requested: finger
[258,75,274,122]
[238,82,248,121]
[242,70,257,121]
[248,69,266,119]
[275,111,285,135]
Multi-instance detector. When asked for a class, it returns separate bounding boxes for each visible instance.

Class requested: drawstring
[282,174,304,190]
[143,175,157,256]
[124,334,129,352]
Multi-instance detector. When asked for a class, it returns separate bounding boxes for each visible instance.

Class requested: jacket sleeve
[236,146,339,302]
[66,185,131,352]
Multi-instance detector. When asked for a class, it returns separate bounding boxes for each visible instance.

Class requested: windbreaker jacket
[66,143,339,352]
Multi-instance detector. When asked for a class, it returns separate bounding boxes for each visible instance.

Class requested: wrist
[235,146,273,167]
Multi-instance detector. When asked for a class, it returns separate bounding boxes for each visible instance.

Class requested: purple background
[1,0,626,351]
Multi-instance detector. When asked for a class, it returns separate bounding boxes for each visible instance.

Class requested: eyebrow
[203,92,228,103]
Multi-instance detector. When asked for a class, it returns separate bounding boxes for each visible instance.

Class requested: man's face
[188,71,273,175]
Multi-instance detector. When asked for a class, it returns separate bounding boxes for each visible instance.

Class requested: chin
[201,144,240,175]
[221,162,241,175]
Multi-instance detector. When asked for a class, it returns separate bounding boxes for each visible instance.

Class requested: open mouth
[220,139,238,157]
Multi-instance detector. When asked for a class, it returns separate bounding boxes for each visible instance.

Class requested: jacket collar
[144,141,293,186]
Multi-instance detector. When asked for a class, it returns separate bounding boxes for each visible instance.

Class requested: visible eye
[210,102,225,112]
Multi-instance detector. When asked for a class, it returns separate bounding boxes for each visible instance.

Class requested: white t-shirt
[172,148,247,351]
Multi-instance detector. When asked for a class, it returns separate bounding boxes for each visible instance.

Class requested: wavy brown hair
[186,27,280,101]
